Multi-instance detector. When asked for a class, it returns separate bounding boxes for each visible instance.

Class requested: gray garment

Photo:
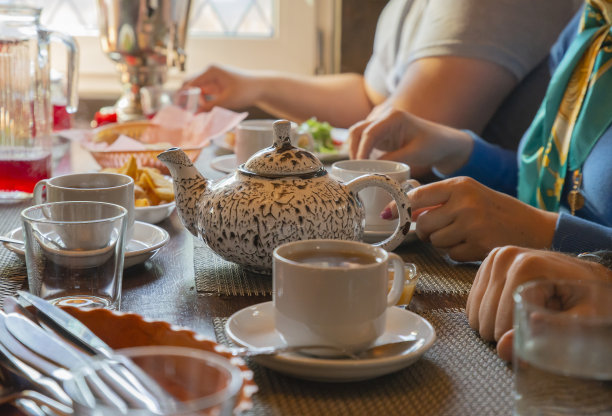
[364,0,582,150]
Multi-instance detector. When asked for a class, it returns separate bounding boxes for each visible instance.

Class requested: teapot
[158,120,412,273]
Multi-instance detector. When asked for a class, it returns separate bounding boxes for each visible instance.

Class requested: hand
[466,245,612,361]
[182,64,261,112]
[406,177,558,262]
[347,108,473,176]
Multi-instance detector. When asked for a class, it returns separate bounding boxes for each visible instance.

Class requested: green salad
[300,118,336,153]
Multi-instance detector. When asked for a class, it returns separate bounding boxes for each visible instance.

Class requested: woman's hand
[347,108,474,176]
[466,246,612,361]
[407,177,558,262]
[182,64,261,112]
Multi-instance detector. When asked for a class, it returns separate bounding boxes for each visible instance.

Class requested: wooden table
[1,141,514,415]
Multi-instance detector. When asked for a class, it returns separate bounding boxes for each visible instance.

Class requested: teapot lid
[241,120,325,177]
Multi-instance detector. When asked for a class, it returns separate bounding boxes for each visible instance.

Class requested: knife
[4,312,132,413]
[16,291,168,409]
[0,311,94,408]
[0,335,72,408]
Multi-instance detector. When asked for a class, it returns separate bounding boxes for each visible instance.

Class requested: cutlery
[3,312,148,414]
[226,338,422,359]
[15,292,168,411]
[0,335,72,408]
[0,235,24,245]
[0,388,73,416]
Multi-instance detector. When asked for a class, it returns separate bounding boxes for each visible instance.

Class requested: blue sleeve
[433,131,518,196]
[553,213,612,252]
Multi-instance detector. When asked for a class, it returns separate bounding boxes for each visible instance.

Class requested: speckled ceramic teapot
[158,120,412,273]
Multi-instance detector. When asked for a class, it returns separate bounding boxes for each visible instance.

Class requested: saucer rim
[225,301,436,381]
[2,221,169,267]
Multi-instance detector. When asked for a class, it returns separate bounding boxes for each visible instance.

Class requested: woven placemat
[193,238,272,296]
[214,308,513,416]
[0,201,29,308]
[402,241,478,296]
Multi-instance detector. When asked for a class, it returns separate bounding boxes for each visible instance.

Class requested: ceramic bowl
[61,306,257,413]
[134,201,176,224]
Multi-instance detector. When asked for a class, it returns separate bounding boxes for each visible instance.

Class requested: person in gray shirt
[184,0,580,176]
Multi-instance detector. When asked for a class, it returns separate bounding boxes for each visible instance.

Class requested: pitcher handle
[345,174,412,251]
[48,31,80,114]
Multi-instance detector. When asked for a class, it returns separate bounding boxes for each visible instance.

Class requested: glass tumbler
[513,278,612,415]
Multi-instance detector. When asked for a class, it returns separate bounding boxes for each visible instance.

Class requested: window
[32,0,336,98]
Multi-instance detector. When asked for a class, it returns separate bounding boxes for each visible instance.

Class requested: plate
[60,306,256,413]
[225,301,435,382]
[135,201,176,224]
[211,154,239,174]
[363,222,418,244]
[3,221,169,269]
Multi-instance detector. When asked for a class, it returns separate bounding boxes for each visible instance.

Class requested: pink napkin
[83,106,247,151]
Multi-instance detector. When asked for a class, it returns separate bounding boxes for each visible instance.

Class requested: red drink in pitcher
[0,149,52,194]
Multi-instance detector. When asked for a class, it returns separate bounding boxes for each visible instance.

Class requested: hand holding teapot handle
[345,175,412,251]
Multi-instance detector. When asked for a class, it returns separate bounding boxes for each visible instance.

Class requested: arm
[183,64,375,128]
[385,56,517,134]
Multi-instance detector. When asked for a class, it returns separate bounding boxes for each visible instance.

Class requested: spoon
[0,236,24,245]
[225,338,421,360]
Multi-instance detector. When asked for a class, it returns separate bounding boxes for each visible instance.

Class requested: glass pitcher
[0,5,78,201]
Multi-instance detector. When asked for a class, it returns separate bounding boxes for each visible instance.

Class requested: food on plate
[103,156,174,207]
[299,117,336,153]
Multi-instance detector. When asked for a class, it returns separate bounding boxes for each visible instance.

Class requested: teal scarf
[518,0,612,211]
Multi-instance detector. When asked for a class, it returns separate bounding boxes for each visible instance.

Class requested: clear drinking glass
[68,346,243,415]
[513,278,612,415]
[21,201,127,310]
[0,5,78,201]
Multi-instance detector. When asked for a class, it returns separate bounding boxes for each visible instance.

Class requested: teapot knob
[273,120,292,147]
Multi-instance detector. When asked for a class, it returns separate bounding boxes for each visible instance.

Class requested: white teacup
[273,239,406,353]
[331,160,419,233]
[33,172,135,241]
[235,119,310,165]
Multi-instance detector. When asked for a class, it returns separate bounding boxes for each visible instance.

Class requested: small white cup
[235,119,308,165]
[33,172,135,241]
[273,239,406,353]
[331,160,418,233]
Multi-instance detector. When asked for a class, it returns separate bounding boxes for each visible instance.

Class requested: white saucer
[363,222,417,245]
[211,154,239,173]
[2,221,169,269]
[225,301,435,382]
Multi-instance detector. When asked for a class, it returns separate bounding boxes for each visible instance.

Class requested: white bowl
[134,201,176,224]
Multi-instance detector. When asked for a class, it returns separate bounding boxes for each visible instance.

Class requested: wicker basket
[88,121,206,174]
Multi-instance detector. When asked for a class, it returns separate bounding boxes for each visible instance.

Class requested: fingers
[348,120,370,159]
[496,330,514,362]
[466,246,500,331]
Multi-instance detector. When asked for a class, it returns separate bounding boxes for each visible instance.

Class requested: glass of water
[512,278,612,415]
[21,201,127,310]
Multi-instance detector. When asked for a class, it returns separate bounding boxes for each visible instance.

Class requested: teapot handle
[345,174,412,251]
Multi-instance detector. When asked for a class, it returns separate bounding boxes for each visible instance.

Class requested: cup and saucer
[2,221,169,269]
[226,239,435,382]
[226,301,435,382]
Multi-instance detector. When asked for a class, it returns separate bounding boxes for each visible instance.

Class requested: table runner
[214,308,513,416]
[0,201,29,308]
[194,237,478,297]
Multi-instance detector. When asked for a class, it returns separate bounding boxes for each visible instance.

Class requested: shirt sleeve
[433,131,518,195]
[553,213,612,252]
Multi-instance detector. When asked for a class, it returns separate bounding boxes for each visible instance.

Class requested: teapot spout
[157,148,208,237]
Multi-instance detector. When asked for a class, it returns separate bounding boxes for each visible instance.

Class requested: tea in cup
[33,172,135,241]
[331,160,418,233]
[273,239,406,353]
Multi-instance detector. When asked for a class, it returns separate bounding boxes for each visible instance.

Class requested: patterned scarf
[518,0,612,211]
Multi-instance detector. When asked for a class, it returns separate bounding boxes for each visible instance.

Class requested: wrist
[433,128,474,175]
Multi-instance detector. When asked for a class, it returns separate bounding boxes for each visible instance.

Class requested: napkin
[82,106,248,151]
